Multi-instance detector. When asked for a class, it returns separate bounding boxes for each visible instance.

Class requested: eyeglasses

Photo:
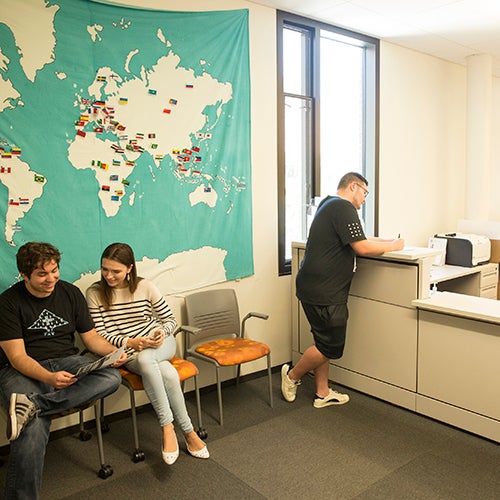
[355,183,369,197]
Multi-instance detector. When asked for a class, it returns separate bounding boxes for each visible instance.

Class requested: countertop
[293,241,441,262]
[382,247,442,261]
[412,291,500,324]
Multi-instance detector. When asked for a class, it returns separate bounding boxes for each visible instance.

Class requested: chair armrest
[246,312,269,321]
[241,312,269,338]
[173,325,201,337]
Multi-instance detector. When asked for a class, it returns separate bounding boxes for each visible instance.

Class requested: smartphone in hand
[150,330,162,340]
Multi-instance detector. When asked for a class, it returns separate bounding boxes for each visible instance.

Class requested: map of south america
[0,152,46,245]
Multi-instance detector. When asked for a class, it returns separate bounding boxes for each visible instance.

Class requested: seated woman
[86,242,209,465]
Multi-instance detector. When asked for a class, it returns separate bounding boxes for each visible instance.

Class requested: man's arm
[351,237,404,256]
[367,236,398,243]
[79,329,127,366]
[0,339,77,388]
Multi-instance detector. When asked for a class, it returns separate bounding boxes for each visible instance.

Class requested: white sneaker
[313,388,349,408]
[7,393,39,441]
[281,364,301,402]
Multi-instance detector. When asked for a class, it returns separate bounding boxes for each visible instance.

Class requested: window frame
[277,11,380,275]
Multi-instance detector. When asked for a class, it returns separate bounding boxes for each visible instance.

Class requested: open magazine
[75,346,125,377]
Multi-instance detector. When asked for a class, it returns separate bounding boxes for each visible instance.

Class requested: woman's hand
[129,330,164,351]
[146,330,165,349]
[111,351,128,367]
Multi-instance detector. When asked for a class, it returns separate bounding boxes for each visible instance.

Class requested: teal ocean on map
[0,0,252,291]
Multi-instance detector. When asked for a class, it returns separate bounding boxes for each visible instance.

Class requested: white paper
[74,346,125,377]
[428,237,447,266]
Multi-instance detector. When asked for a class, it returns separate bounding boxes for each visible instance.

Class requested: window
[277,12,379,275]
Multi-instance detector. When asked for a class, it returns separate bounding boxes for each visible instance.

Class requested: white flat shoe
[186,443,210,459]
[162,440,179,465]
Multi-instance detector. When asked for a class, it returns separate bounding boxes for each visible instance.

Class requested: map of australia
[0,0,252,293]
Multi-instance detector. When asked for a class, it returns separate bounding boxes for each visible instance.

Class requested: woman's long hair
[93,242,141,309]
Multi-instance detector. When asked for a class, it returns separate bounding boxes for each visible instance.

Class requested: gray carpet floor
[1,370,499,499]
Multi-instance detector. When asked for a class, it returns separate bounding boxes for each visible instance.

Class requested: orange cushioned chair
[183,288,272,426]
[119,349,206,463]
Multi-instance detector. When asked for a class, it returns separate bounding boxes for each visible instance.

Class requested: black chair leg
[94,400,113,479]
[128,387,145,463]
[193,376,207,439]
[78,409,92,441]
[216,366,223,426]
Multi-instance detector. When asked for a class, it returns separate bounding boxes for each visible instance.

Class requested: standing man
[281,172,404,408]
[0,242,127,500]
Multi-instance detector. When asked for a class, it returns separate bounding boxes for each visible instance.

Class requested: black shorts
[301,302,348,359]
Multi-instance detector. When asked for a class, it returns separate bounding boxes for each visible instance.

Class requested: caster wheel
[132,450,145,463]
[98,464,113,479]
[197,428,208,439]
[101,421,110,433]
[79,430,92,441]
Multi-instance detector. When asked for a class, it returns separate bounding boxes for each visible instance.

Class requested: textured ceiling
[252,0,500,77]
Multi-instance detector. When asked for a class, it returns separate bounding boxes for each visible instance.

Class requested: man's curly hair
[16,242,61,278]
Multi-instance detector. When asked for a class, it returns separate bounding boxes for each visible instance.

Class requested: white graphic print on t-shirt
[27,309,69,336]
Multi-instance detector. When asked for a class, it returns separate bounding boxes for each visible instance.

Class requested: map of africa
[0,0,252,294]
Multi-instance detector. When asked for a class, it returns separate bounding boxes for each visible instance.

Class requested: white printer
[434,233,491,267]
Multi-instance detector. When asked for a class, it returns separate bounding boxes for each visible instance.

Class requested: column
[465,54,492,220]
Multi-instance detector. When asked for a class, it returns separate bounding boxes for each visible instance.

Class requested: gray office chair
[183,288,272,425]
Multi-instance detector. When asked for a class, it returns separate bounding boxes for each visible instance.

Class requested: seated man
[0,242,126,500]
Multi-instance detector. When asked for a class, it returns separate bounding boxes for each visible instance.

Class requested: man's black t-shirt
[0,280,94,367]
[296,196,366,305]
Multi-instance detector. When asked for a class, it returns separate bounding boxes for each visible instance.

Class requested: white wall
[491,78,500,221]
[379,42,468,245]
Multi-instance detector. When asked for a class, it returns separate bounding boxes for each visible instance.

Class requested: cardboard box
[486,240,500,300]
[490,239,500,263]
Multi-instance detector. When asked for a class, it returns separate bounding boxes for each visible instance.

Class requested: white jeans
[125,335,193,433]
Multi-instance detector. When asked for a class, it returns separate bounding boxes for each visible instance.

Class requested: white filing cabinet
[333,258,418,393]
[479,263,498,298]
